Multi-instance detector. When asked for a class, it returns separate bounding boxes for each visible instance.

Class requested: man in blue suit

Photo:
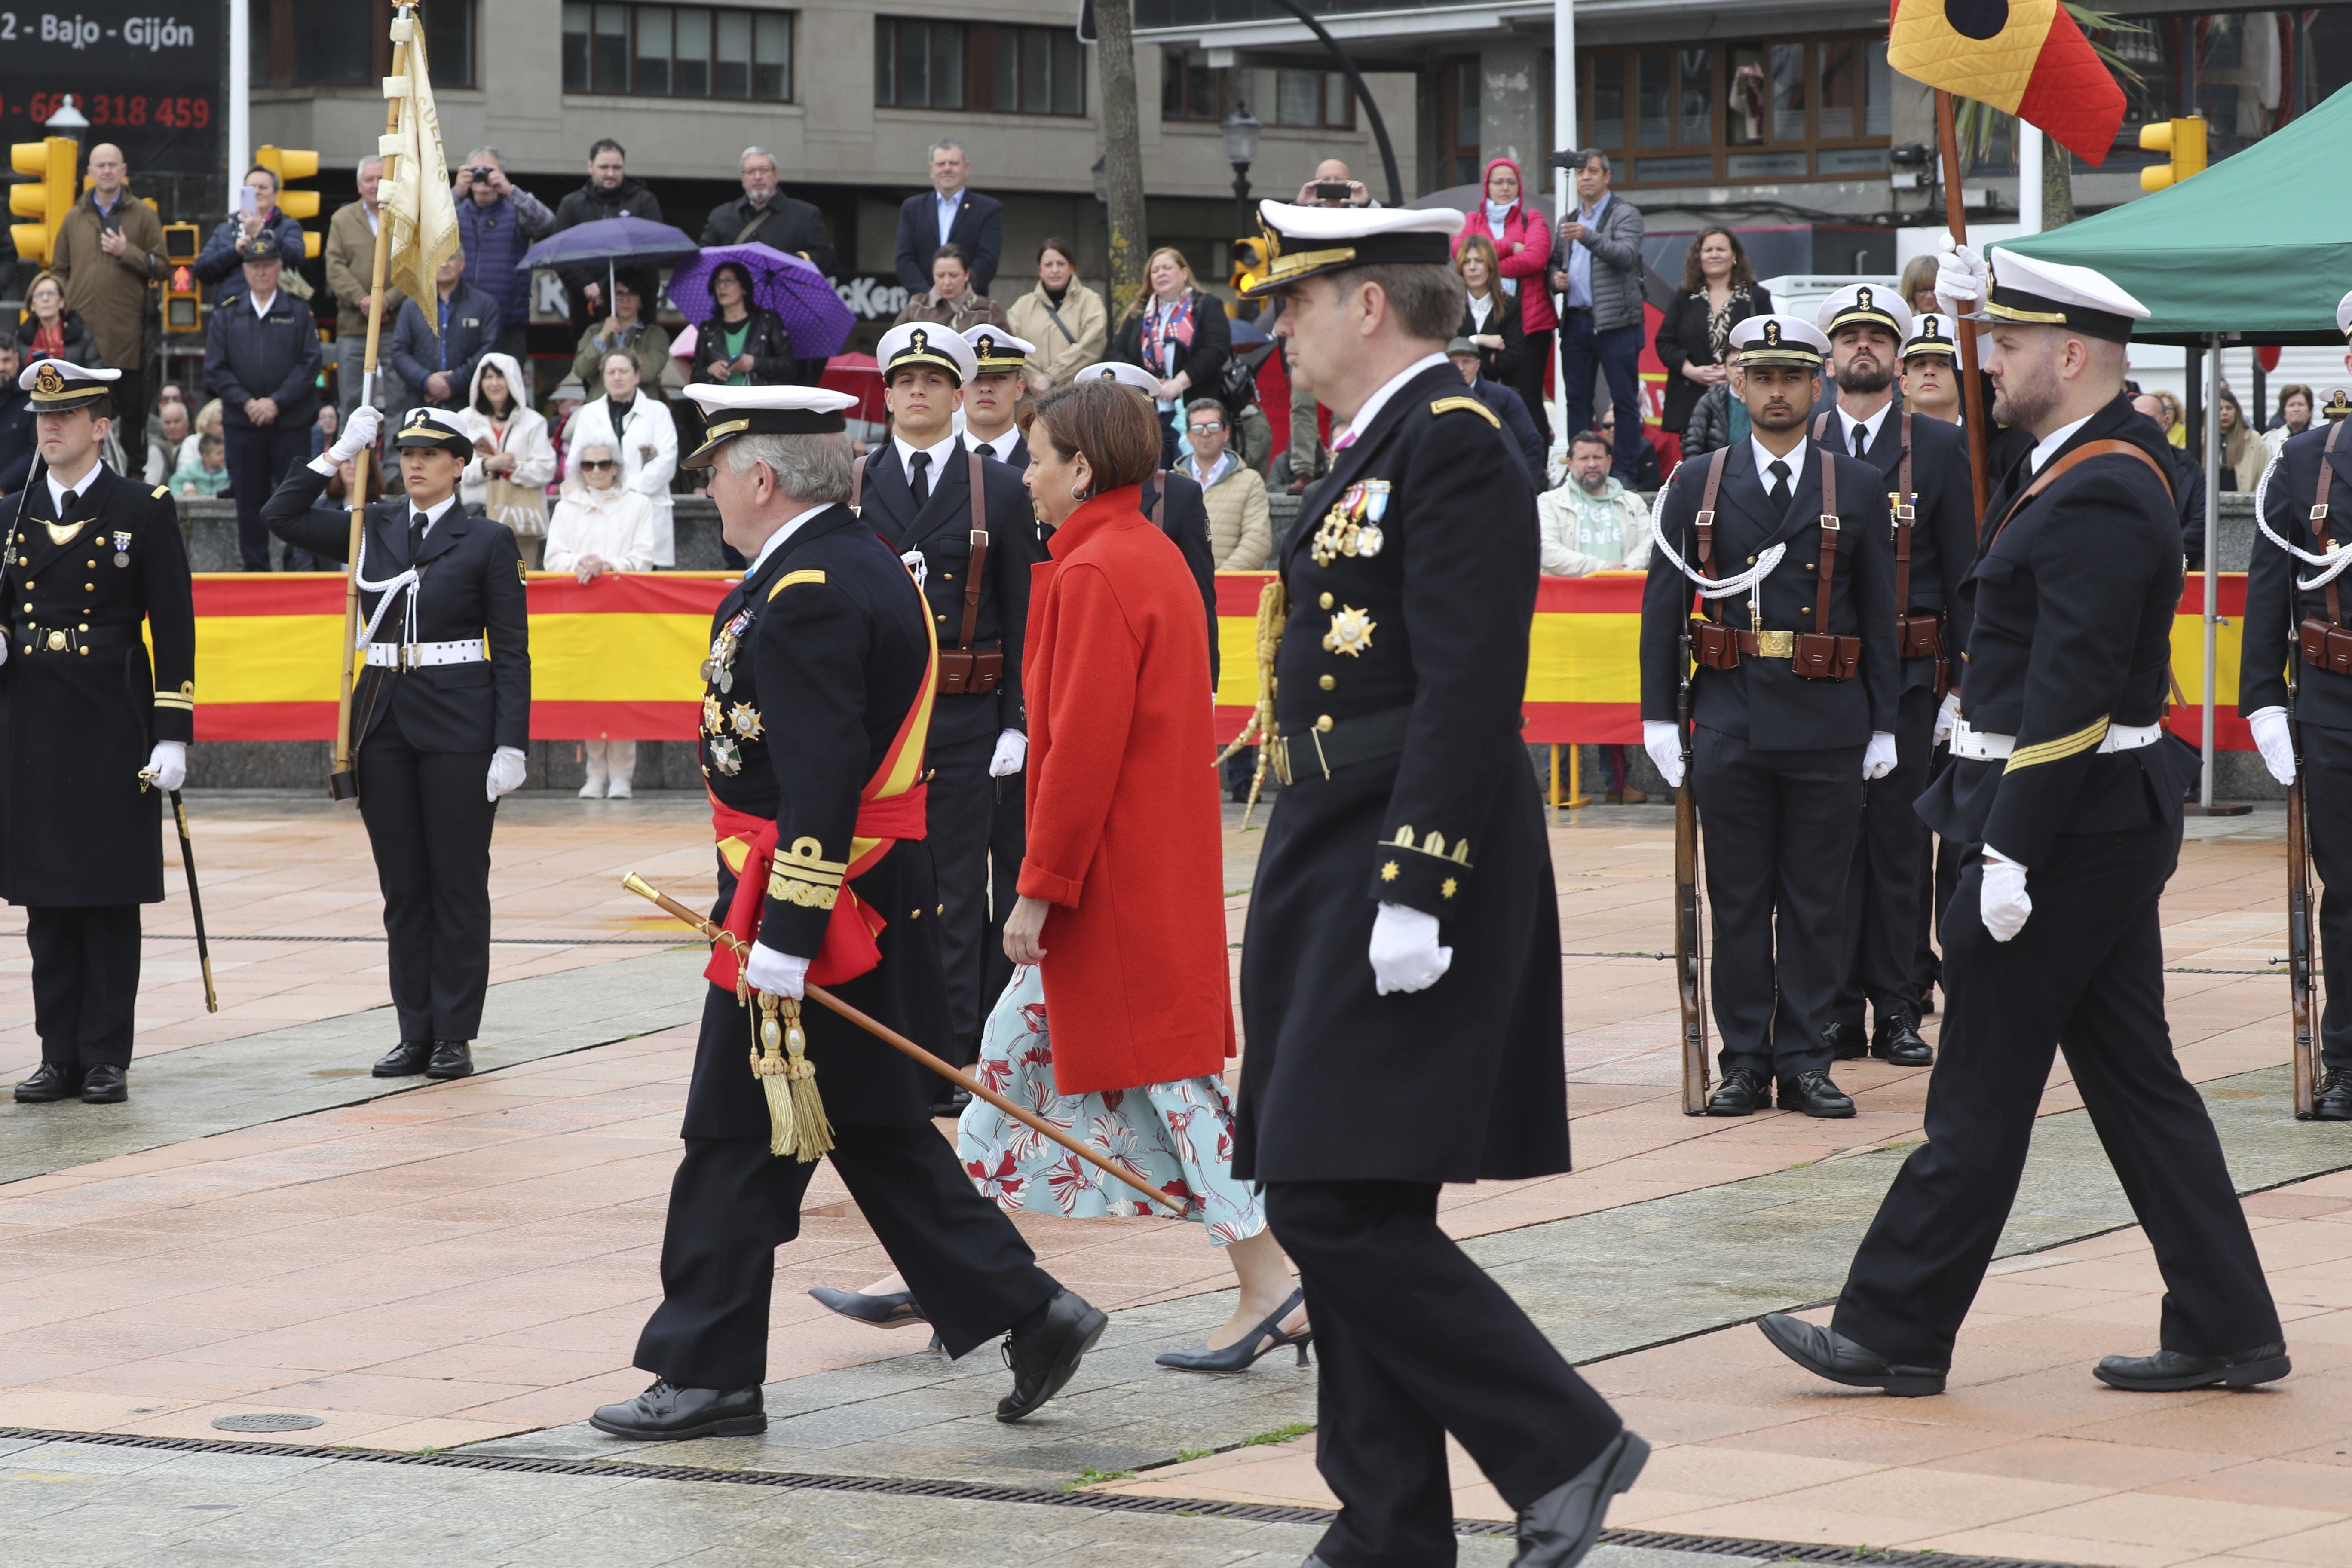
[894,141,1002,298]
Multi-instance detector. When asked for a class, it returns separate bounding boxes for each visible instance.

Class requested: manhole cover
[211,1414,325,1433]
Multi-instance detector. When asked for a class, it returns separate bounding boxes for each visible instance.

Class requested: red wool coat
[1016,486,1234,1095]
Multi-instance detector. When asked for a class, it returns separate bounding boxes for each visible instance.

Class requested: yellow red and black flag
[1888,0,2126,165]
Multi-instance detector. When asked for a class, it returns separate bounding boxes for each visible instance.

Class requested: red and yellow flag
[1889,0,2125,165]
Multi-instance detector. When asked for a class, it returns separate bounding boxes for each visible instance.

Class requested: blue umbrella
[514,217,701,316]
[667,243,856,362]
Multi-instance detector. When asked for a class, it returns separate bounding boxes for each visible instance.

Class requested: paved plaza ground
[0,788,2343,1567]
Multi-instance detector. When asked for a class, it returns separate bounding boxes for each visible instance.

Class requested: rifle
[2288,667,2318,1119]
[1675,610,1711,1114]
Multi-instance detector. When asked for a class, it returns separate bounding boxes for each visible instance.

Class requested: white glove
[1862,731,1898,781]
[744,941,808,999]
[1368,903,1452,996]
[144,740,187,792]
[1935,241,1990,308]
[1932,690,1963,748]
[2247,705,2296,786]
[327,404,382,464]
[485,745,527,801]
[1980,847,2032,943]
[989,729,1027,778]
[900,548,927,588]
[1642,720,1686,790]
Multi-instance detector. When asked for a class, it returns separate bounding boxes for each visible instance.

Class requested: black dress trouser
[26,904,142,1070]
[634,1109,1060,1389]
[1835,683,1939,1027]
[2299,718,2352,1071]
[980,769,1026,1019]
[224,421,314,570]
[1690,726,1864,1080]
[924,727,997,1066]
[1834,822,2282,1369]
[355,710,497,1042]
[1264,1180,1621,1568]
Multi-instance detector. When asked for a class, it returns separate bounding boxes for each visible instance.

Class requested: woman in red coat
[1455,155,1556,440]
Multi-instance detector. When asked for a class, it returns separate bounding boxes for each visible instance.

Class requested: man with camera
[454,149,556,365]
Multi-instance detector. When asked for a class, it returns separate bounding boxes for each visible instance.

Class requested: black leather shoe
[1703,1068,1766,1116]
[78,1065,127,1104]
[997,1288,1107,1422]
[425,1040,474,1080]
[13,1063,82,1103]
[1510,1427,1651,1568]
[1822,1021,1868,1060]
[1777,1069,1856,1118]
[808,1286,928,1329]
[589,1378,767,1439]
[1759,1312,1946,1396]
[1871,1005,1935,1066]
[2312,1066,2352,1121]
[372,1040,432,1078]
[2093,1341,2290,1391]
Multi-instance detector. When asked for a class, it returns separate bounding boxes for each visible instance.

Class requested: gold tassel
[1210,577,1288,828]
[751,993,833,1161]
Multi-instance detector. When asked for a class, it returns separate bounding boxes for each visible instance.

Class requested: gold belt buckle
[43,628,66,652]
[1754,629,1795,658]
[401,643,421,671]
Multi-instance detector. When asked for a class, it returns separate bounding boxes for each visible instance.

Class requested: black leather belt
[13,622,140,655]
[1267,704,1412,786]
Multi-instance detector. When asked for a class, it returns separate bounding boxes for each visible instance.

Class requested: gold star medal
[702,696,724,734]
[1323,604,1376,657]
[729,702,763,740]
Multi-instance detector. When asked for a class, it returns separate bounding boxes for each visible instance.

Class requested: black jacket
[263,464,531,755]
[701,192,836,279]
[551,176,663,231]
[12,309,102,370]
[1641,437,1899,750]
[894,188,1004,296]
[203,286,324,430]
[387,285,503,408]
[1139,468,1220,687]
[1462,374,1547,490]
[1654,285,1772,435]
[2244,416,2352,734]
[1458,291,1525,387]
[689,307,802,386]
[1813,398,1977,695]
[1919,394,2193,864]
[1111,292,1230,410]
[853,439,1044,743]
[0,387,34,495]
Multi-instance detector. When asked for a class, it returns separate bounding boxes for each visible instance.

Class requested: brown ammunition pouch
[1689,443,1859,679]
[1694,618,1743,670]
[2301,618,2352,675]
[2300,421,2351,674]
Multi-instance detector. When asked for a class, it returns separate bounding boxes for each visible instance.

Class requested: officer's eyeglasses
[580,459,617,471]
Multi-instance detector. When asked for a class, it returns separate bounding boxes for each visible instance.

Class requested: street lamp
[1222,104,1262,235]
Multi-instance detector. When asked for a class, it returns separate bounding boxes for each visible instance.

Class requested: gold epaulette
[1430,395,1501,429]
[768,568,827,600]
[152,484,170,500]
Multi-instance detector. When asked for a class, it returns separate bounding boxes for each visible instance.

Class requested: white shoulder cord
[1645,459,1788,599]
[2253,447,2352,591]
[350,526,425,649]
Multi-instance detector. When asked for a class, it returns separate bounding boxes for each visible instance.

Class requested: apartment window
[1583,33,1890,187]
[1161,52,1348,130]
[563,3,792,101]
[254,0,476,89]
[878,18,1084,115]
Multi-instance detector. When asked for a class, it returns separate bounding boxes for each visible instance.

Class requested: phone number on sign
[6,92,211,126]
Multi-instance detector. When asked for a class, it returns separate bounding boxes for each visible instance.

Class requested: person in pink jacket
[1455,156,1555,444]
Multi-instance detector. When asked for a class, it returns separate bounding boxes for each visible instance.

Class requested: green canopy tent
[1988,84,2352,808]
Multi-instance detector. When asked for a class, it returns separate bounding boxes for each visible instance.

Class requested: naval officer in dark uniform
[1641,314,1900,1118]
[263,404,532,1082]
[1764,248,2286,1395]
[591,383,1104,1441]
[2239,287,2352,1122]
[1234,200,1644,1568]
[1,361,194,1105]
[853,322,1043,1093]
[1809,284,1977,1069]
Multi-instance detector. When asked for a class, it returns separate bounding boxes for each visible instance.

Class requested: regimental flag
[1888,0,2126,166]
[380,5,458,332]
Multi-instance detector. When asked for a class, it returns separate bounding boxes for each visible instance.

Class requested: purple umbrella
[667,244,856,362]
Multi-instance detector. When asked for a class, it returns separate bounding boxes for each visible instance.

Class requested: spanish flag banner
[1888,0,2125,165]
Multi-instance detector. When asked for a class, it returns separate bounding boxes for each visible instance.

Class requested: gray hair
[741,147,776,169]
[1184,398,1225,422]
[357,154,383,178]
[928,138,968,161]
[1572,148,1611,174]
[1349,263,1468,343]
[464,146,504,166]
[724,432,853,505]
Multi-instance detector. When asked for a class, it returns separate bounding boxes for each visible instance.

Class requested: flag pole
[331,4,412,800]
[1935,89,1992,529]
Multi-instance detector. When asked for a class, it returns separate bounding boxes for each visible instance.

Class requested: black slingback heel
[1155,1287,1312,1372]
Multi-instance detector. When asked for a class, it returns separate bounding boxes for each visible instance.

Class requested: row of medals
[698,607,762,775]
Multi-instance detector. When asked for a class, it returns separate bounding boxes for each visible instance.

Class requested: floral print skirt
[956,965,1266,1245]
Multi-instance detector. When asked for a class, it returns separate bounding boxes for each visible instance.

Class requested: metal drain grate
[209,1414,325,1433]
[0,1427,2097,1568]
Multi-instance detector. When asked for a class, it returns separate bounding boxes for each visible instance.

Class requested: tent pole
[2203,334,2220,808]
[1935,91,1991,528]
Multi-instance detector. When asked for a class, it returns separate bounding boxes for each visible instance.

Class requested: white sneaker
[578,773,606,799]
[606,776,634,799]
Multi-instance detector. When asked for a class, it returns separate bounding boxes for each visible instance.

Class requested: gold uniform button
[1800,605,1811,613]
[82,583,92,591]
[1746,555,1755,564]
[1315,715,1333,732]
[1318,592,1334,609]
[1318,674,1335,690]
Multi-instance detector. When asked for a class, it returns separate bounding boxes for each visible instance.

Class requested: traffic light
[1231,236,1266,297]
[2139,116,2208,193]
[9,136,79,266]
[256,145,322,259]
[161,221,202,333]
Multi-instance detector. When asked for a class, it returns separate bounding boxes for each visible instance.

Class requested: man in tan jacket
[49,142,165,429]
[323,155,409,420]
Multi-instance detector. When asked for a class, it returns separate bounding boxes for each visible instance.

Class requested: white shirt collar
[249,288,278,318]
[749,502,830,577]
[408,491,460,536]
[1190,450,1234,487]
[1749,434,1810,496]
[1836,398,1894,456]
[893,429,960,488]
[967,428,1017,462]
[2030,414,2096,473]
[1332,352,1449,446]
[46,455,104,514]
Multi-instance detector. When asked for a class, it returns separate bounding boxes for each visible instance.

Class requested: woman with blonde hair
[2216,388,2265,493]
[543,440,656,798]
[1110,246,1231,466]
[1454,233,1524,387]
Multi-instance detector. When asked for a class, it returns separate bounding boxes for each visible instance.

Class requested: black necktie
[58,489,77,517]
[1767,459,1792,515]
[909,451,931,509]
[1852,423,1871,460]
[409,511,430,559]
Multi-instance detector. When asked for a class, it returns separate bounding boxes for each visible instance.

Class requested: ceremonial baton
[620,873,1187,1215]
[138,771,218,1013]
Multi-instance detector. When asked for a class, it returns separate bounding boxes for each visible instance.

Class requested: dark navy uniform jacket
[202,285,323,431]
[1818,397,1977,694]
[2242,416,2352,735]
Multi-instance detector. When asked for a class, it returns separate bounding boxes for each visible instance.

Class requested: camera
[468,165,495,184]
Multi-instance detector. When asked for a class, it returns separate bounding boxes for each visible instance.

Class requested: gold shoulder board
[151,484,170,500]
[768,568,827,600]
[517,561,527,584]
[1430,395,1501,430]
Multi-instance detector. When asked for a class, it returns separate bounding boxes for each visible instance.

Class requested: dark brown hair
[1037,236,1078,266]
[1033,380,1161,493]
[1678,227,1755,294]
